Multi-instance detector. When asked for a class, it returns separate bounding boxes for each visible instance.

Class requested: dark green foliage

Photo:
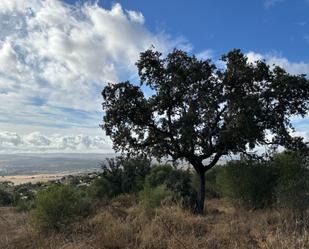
[216,151,309,211]
[14,183,38,201]
[32,184,91,231]
[0,181,43,208]
[91,156,151,198]
[205,167,224,198]
[276,174,309,215]
[272,152,309,215]
[145,165,197,210]
[165,169,197,210]
[99,158,123,197]
[12,182,45,211]
[102,48,309,213]
[15,199,35,212]
[217,161,277,209]
[91,161,197,210]
[145,165,174,188]
[120,157,152,193]
[0,189,13,206]
[88,177,114,199]
[138,184,172,216]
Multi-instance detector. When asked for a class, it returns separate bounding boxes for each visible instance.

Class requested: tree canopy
[102,48,309,213]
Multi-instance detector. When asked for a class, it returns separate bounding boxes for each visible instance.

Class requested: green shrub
[13,183,37,204]
[120,157,151,193]
[138,184,172,216]
[99,156,151,197]
[273,151,309,215]
[216,152,309,212]
[217,160,277,209]
[275,174,309,215]
[145,165,174,188]
[88,177,115,199]
[32,184,91,231]
[144,165,196,210]
[0,189,13,206]
[165,169,197,210]
[16,199,35,212]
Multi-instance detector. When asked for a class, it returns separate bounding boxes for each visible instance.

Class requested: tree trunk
[196,171,206,214]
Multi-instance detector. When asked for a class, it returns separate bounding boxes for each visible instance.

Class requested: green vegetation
[138,184,172,216]
[102,48,309,213]
[217,161,277,209]
[273,152,309,216]
[145,165,197,210]
[95,157,151,197]
[0,189,13,206]
[216,151,309,212]
[0,151,308,234]
[32,184,91,231]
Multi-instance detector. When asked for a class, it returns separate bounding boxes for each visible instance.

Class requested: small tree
[102,49,309,214]
[98,156,151,196]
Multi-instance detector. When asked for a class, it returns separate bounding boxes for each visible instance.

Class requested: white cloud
[196,49,213,60]
[0,0,188,111]
[0,131,113,153]
[0,0,190,153]
[264,0,286,8]
[246,51,309,75]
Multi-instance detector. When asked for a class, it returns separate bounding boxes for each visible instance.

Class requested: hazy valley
[0,153,115,176]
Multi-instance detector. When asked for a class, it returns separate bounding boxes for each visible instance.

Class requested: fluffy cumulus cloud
[1,0,308,153]
[246,51,309,75]
[0,131,113,153]
[0,0,190,153]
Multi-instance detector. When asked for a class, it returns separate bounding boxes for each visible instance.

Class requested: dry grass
[0,207,32,249]
[0,173,70,185]
[1,198,308,249]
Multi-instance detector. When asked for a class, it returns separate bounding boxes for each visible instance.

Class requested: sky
[0,0,308,153]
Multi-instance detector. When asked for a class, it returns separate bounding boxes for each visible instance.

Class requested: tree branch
[204,152,222,171]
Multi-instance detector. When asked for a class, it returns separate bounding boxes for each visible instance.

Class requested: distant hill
[0,153,116,176]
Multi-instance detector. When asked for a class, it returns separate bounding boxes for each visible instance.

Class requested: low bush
[96,156,151,198]
[88,177,115,199]
[216,151,309,213]
[120,157,151,193]
[273,151,309,216]
[32,184,91,231]
[217,160,278,209]
[145,165,174,188]
[0,189,13,206]
[165,169,197,210]
[138,184,172,216]
[276,176,309,218]
[16,199,35,212]
[145,165,197,210]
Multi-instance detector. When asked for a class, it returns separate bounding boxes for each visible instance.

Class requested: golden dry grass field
[1,197,308,249]
[0,174,70,185]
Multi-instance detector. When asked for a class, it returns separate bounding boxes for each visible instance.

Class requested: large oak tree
[102,49,309,213]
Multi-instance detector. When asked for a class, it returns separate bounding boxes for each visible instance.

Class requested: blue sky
[0,0,308,153]
[66,0,309,61]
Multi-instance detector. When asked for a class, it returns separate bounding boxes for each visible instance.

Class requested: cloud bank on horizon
[0,0,308,153]
[0,131,113,153]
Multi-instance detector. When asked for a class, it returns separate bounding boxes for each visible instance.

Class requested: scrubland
[1,197,308,249]
[0,152,308,249]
